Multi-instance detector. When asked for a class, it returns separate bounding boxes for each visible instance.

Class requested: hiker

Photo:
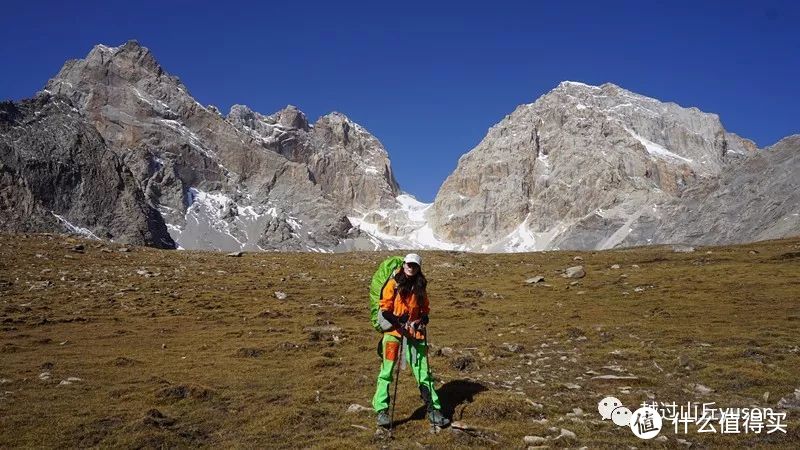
[372,253,449,428]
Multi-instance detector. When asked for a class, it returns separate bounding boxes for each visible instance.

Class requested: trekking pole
[389,334,404,435]
[423,326,430,369]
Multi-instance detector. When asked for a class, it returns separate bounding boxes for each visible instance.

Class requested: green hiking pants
[372,333,442,412]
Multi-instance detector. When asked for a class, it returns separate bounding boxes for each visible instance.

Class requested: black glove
[382,310,408,328]
[421,314,429,325]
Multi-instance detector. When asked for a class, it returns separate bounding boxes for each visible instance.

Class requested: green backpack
[369,256,404,332]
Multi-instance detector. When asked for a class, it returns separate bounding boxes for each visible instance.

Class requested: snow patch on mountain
[52,213,102,240]
[166,188,277,251]
[626,128,693,164]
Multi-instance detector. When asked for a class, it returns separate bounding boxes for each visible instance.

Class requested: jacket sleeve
[421,292,430,315]
[379,278,397,312]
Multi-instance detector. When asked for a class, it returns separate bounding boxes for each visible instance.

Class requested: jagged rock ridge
[10,40,402,251]
[1,42,797,252]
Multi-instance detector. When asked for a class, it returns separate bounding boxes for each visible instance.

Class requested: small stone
[526,276,545,284]
[437,347,454,357]
[562,382,581,390]
[572,408,584,417]
[346,403,371,414]
[523,435,548,445]
[161,343,167,349]
[227,251,243,257]
[557,428,577,440]
[569,281,580,286]
[118,247,130,253]
[673,245,695,253]
[66,377,82,382]
[610,264,620,269]
[526,399,544,410]
[563,266,585,279]
[573,256,583,261]
[0,379,12,384]
[592,374,639,380]
[274,291,288,300]
[655,436,668,442]
[763,391,770,402]
[450,420,475,431]
[631,264,639,269]
[676,438,692,447]
[500,342,522,353]
[58,380,72,386]
[694,384,713,395]
[101,248,112,253]
[776,388,800,410]
[748,250,759,254]
[38,372,51,381]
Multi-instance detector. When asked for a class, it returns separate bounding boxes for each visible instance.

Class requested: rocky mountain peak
[428,80,766,251]
[313,111,364,148]
[6,42,796,253]
[88,40,163,75]
[270,105,309,131]
[52,40,171,91]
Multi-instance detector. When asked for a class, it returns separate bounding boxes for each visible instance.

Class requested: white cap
[404,253,422,267]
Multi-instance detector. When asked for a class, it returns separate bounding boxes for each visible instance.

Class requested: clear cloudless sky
[2,0,798,202]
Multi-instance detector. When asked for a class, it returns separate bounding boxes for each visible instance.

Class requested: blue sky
[2,1,798,202]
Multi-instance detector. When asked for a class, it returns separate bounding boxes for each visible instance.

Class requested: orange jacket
[380,276,430,340]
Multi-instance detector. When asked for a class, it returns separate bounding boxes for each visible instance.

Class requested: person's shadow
[394,379,487,427]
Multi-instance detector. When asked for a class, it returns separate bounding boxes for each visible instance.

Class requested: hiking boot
[428,408,450,427]
[376,409,391,428]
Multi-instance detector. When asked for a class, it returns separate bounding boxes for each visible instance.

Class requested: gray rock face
[28,40,401,251]
[0,94,174,248]
[3,43,797,252]
[428,81,790,251]
[621,134,800,247]
[227,105,401,212]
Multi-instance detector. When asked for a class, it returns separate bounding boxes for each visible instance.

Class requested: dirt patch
[155,384,215,402]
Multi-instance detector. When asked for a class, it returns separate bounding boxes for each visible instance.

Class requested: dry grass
[1,233,799,448]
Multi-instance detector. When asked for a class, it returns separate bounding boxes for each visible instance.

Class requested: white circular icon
[629,406,662,439]
[597,396,622,420]
[611,406,632,426]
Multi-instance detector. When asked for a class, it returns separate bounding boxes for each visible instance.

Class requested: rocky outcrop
[308,112,401,211]
[0,94,174,248]
[227,105,401,212]
[428,81,765,250]
[33,40,401,251]
[620,134,800,247]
